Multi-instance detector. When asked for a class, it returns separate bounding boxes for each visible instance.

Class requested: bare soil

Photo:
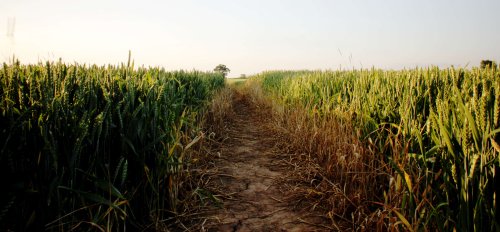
[202,92,327,232]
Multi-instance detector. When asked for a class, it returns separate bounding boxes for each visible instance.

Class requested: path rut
[204,93,325,232]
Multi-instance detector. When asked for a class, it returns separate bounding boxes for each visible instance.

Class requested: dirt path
[203,92,326,232]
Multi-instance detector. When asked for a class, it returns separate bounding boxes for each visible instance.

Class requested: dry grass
[203,87,236,135]
[159,87,238,231]
[242,80,394,231]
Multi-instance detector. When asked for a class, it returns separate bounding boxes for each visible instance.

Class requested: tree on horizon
[214,64,230,78]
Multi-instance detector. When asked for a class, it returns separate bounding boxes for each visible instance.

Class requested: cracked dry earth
[204,94,326,232]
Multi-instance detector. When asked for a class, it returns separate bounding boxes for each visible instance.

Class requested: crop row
[0,60,225,231]
[255,67,499,231]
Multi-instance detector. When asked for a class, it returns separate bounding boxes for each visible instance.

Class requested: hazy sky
[1,0,499,77]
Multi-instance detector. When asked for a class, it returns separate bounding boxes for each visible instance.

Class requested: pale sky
[1,0,499,77]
